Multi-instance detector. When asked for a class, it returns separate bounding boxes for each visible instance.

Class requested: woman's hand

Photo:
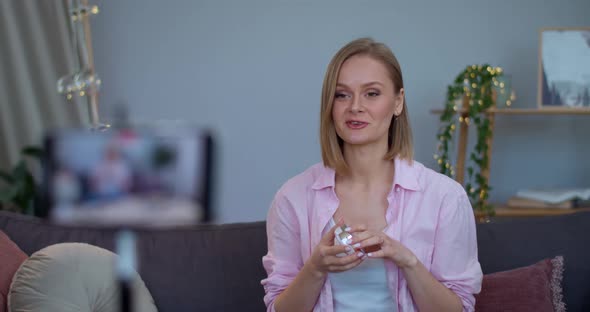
[351,229,418,268]
[307,220,366,278]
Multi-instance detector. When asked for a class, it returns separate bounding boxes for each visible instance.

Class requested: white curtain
[0,0,86,171]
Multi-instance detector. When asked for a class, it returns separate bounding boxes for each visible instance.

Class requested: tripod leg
[116,230,137,312]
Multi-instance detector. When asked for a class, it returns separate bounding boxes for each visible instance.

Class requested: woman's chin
[341,137,375,146]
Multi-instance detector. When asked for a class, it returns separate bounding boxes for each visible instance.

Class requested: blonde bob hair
[320,37,413,175]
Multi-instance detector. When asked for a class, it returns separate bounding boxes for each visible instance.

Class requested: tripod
[116,230,137,312]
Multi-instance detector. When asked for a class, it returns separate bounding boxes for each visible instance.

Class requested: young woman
[262,38,482,312]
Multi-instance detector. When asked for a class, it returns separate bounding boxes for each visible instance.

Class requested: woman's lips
[346,121,368,129]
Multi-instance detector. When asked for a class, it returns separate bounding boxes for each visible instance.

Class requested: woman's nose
[349,95,364,113]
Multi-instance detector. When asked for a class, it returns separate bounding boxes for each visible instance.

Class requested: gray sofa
[1,210,589,311]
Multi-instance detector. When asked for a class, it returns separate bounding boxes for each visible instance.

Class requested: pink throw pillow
[0,230,27,312]
[475,256,565,312]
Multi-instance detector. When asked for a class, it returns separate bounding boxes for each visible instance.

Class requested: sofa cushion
[0,230,27,312]
[8,243,157,312]
[477,212,590,311]
[475,256,565,312]
[133,221,268,311]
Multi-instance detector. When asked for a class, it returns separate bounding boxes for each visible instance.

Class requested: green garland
[435,64,507,217]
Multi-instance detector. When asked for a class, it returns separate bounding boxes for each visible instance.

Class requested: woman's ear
[394,88,405,116]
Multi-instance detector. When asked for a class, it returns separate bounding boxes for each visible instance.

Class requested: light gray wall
[90,0,590,223]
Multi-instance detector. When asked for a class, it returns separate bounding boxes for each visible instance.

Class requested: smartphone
[43,127,214,227]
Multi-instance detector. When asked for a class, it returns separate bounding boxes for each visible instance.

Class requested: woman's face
[331,55,404,149]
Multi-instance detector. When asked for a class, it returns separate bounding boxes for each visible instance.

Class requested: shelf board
[475,206,590,218]
[430,107,590,115]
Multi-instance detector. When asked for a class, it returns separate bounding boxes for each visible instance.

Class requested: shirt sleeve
[261,191,303,312]
[430,187,483,312]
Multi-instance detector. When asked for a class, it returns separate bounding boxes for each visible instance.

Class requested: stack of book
[507,188,590,209]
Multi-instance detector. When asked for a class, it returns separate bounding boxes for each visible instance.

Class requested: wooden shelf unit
[430,107,590,115]
[476,206,590,219]
[431,104,590,218]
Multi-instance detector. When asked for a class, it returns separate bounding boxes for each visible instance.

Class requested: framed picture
[538,27,590,109]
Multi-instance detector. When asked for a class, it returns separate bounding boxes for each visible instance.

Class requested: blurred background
[1,0,589,223]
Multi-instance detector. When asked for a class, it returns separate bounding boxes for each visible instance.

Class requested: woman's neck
[340,143,394,188]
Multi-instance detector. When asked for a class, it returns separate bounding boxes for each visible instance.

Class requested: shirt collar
[311,158,421,192]
[311,165,336,190]
[392,157,421,192]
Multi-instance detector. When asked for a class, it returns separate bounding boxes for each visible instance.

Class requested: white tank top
[326,218,397,312]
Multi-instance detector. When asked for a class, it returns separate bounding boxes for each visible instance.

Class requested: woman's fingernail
[345,246,352,252]
[345,227,351,232]
[357,252,364,257]
[367,253,373,257]
[353,243,361,248]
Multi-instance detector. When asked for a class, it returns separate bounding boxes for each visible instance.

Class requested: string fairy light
[435,64,510,217]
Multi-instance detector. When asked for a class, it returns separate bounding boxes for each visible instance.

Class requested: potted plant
[0,146,44,215]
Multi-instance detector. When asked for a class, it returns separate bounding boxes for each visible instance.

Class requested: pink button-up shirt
[261,158,482,311]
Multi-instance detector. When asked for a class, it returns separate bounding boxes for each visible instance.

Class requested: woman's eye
[335,92,348,99]
[367,91,380,97]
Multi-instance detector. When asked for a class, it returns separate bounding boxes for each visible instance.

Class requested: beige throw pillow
[8,243,157,312]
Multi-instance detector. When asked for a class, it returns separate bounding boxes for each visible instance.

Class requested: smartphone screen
[43,127,213,227]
